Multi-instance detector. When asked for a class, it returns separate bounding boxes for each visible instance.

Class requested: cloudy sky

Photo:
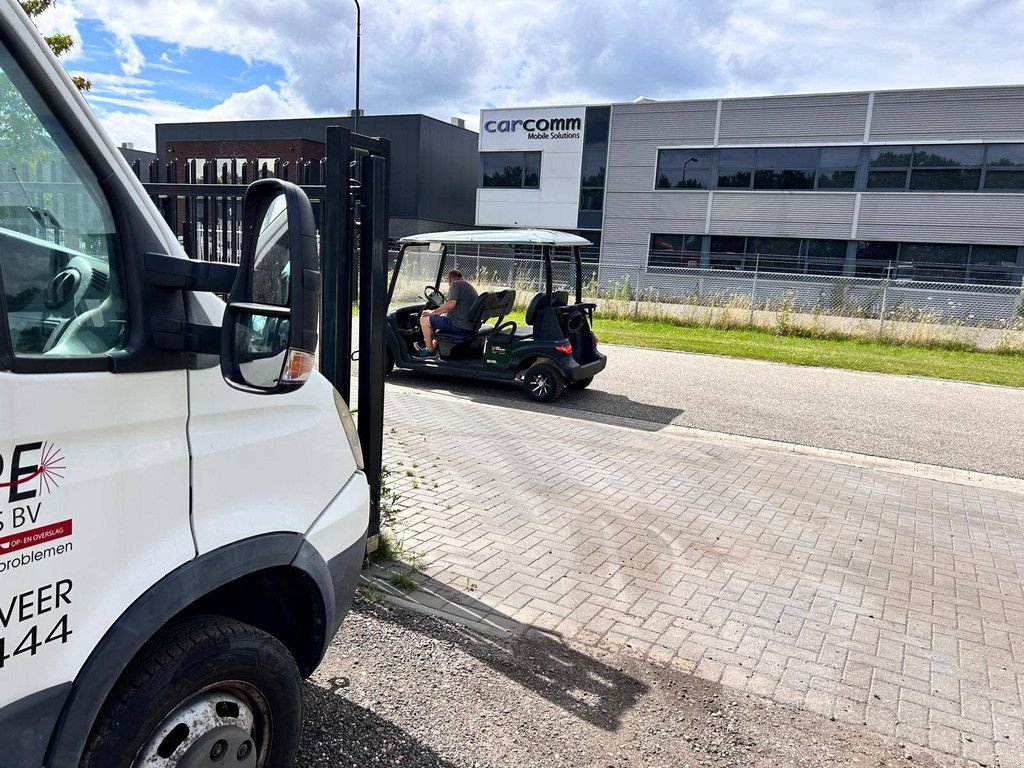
[29,0,1024,151]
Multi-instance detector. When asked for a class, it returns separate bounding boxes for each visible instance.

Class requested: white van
[0,1,370,765]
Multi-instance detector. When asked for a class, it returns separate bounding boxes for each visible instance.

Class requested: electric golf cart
[384,228,607,402]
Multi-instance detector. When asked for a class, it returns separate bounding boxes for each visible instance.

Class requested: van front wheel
[80,615,301,768]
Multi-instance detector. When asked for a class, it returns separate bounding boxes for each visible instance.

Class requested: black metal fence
[129,156,329,263]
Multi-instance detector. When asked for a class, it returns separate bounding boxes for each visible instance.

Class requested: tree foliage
[19,0,90,90]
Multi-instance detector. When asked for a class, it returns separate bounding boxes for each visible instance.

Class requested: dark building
[117,143,157,167]
[155,114,478,237]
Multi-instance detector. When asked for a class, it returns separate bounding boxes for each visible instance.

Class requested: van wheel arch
[44,534,335,767]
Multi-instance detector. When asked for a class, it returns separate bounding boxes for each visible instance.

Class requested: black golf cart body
[384,228,607,402]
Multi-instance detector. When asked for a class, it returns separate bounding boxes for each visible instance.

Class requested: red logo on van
[0,441,65,498]
[0,519,73,555]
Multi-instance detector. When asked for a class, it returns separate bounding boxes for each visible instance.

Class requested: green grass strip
[585,317,1024,387]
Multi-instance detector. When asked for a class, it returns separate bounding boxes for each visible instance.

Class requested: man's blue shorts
[429,314,468,336]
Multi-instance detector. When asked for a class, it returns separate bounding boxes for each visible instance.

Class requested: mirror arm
[144,252,239,293]
[151,316,221,354]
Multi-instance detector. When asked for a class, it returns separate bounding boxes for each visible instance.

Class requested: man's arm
[426,298,457,316]
[427,282,461,315]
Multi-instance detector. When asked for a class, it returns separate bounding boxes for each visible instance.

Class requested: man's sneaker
[415,345,435,358]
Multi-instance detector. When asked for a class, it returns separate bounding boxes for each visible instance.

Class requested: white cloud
[42,0,1024,148]
[93,84,313,150]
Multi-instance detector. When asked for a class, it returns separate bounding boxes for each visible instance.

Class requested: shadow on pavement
[299,677,459,767]
[386,370,684,431]
[362,568,649,732]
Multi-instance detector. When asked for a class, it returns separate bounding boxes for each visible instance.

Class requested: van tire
[80,614,301,768]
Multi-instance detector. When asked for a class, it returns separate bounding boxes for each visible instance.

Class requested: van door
[0,35,193,729]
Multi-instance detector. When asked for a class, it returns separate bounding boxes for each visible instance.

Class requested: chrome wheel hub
[530,374,551,396]
[133,686,267,768]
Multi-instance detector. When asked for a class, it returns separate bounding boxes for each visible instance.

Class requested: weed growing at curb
[389,570,418,591]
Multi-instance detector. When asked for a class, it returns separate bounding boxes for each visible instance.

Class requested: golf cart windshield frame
[387,241,584,306]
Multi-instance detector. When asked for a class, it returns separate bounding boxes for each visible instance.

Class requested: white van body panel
[0,370,193,708]
[305,471,371,561]
[187,367,360,554]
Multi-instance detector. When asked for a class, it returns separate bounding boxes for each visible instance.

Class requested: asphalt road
[299,596,957,768]
[383,344,1024,478]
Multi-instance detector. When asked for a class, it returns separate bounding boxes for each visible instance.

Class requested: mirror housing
[222,179,320,393]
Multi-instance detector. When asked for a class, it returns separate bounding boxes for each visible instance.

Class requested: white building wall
[476,106,585,228]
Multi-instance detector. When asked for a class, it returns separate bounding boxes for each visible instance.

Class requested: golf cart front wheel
[523,363,565,403]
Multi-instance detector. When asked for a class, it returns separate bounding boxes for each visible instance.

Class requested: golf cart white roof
[399,228,591,246]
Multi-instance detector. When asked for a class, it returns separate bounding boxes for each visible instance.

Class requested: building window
[968,245,1019,284]
[804,239,847,274]
[909,145,983,191]
[867,147,910,190]
[579,150,606,210]
[481,151,541,188]
[709,236,747,269]
[648,233,702,268]
[745,237,804,271]
[706,236,848,272]
[655,143,1024,194]
[816,147,860,189]
[752,148,817,190]
[983,144,1024,190]
[900,242,970,281]
[567,230,601,264]
[578,106,610,228]
[853,241,1015,283]
[655,149,713,189]
[716,149,755,188]
[855,241,899,276]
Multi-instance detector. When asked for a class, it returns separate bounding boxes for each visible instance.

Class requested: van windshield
[0,39,126,355]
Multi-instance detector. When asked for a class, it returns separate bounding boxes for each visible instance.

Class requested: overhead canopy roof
[399,228,591,246]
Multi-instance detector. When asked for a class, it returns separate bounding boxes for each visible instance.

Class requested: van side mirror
[222,179,320,393]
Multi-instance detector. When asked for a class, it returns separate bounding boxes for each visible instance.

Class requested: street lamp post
[681,156,699,186]
[352,0,361,134]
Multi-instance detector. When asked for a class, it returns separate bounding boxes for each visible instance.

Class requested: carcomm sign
[484,116,582,135]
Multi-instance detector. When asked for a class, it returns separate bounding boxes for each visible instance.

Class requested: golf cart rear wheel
[81,615,301,768]
[570,376,594,389]
[523,363,565,403]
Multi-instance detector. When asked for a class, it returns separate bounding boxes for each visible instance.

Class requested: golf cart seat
[525,290,569,325]
[435,289,517,350]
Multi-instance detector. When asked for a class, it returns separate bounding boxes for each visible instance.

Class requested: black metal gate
[136,125,389,543]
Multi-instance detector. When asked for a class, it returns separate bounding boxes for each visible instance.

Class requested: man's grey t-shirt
[447,280,478,330]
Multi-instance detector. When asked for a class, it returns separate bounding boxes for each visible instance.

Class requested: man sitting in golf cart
[417,269,478,357]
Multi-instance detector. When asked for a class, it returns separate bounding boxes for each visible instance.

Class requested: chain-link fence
[400,243,1024,351]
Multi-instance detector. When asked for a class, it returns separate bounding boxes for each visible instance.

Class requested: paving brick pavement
[369,388,1024,766]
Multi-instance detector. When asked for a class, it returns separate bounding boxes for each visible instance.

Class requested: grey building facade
[156,114,479,237]
[479,86,1024,286]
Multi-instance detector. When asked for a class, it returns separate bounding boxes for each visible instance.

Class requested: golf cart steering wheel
[424,286,445,308]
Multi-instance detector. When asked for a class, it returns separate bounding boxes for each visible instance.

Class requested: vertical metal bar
[353,0,361,135]
[633,265,641,316]
[358,152,388,539]
[748,252,760,325]
[879,276,890,335]
[544,246,553,296]
[575,246,583,305]
[320,126,353,402]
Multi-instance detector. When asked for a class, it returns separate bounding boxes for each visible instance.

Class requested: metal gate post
[878,277,890,336]
[357,153,389,540]
[321,126,354,403]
